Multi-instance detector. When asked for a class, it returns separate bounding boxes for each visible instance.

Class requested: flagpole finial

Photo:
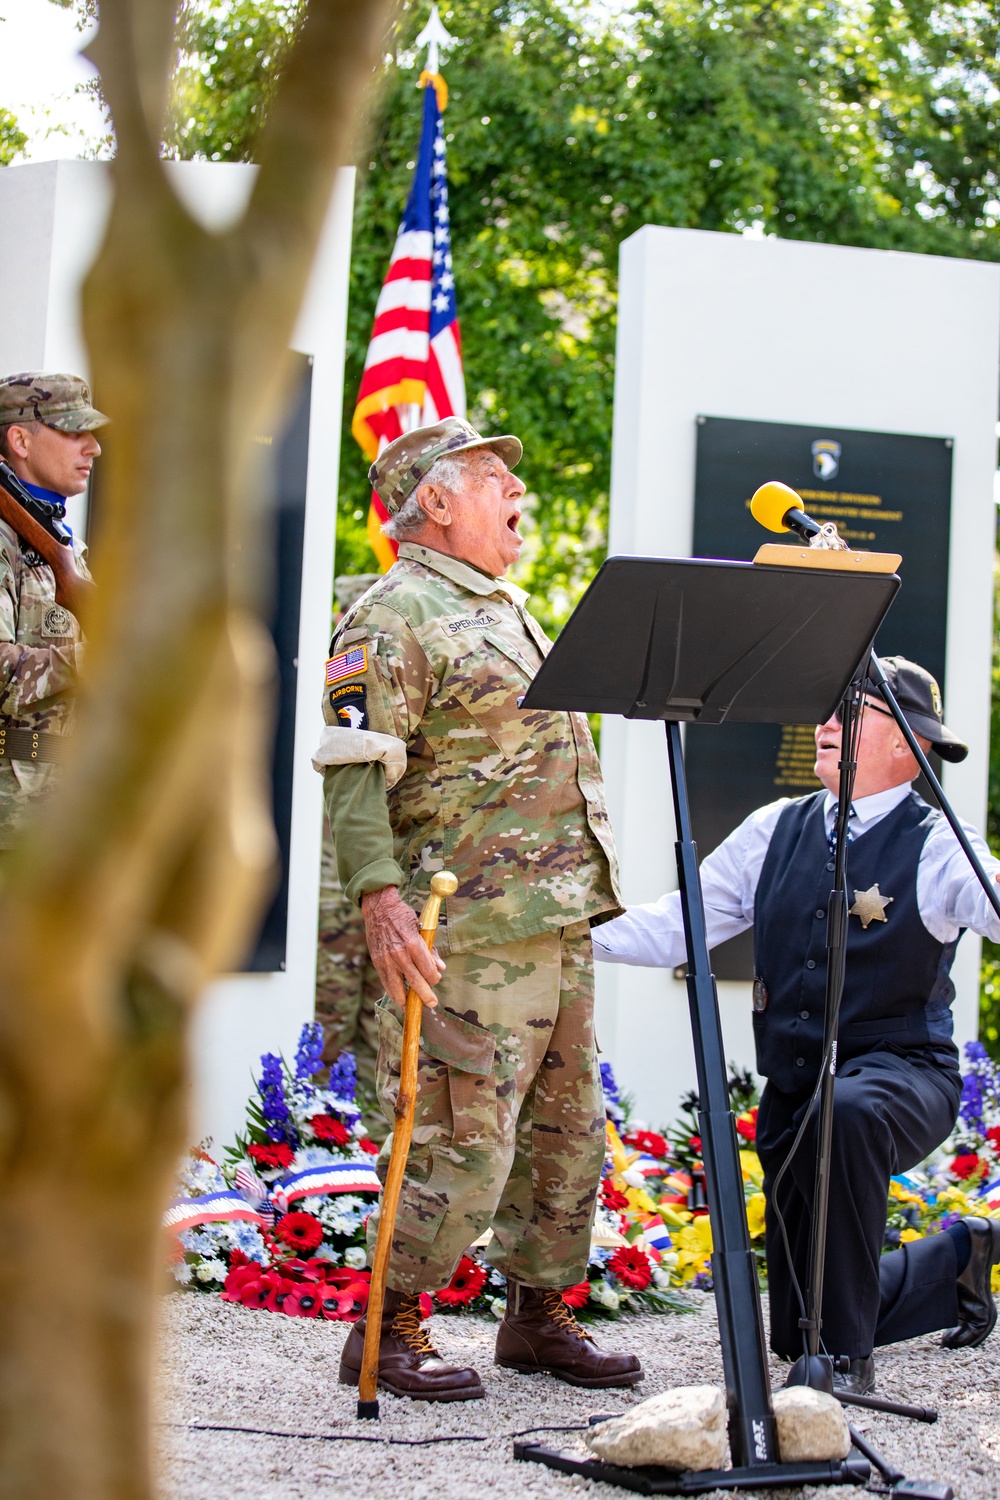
[415,4,455,76]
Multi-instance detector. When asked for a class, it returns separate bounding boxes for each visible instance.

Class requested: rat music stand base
[513,1440,871,1495]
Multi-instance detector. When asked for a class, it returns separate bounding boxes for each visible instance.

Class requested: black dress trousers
[756,1046,961,1359]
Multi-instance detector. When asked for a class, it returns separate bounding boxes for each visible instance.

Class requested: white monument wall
[598,225,1000,1128]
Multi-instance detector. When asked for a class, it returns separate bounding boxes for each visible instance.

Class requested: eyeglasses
[834,698,894,724]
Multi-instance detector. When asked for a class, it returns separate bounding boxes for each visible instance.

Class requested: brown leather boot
[339,1286,485,1402]
[495,1280,644,1388]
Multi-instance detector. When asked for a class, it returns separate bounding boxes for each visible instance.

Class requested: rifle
[0,460,95,618]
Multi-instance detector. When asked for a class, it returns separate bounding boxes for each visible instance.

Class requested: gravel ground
[156,1290,1000,1499]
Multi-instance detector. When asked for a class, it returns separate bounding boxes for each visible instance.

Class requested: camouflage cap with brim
[0,372,109,432]
[369,418,522,514]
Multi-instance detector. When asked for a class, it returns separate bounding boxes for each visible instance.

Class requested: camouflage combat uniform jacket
[0,517,87,847]
[320,543,622,954]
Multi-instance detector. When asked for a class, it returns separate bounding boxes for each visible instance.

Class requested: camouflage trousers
[315,833,384,1137]
[367,920,605,1294]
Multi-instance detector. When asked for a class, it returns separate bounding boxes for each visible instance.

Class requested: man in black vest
[593,657,1000,1394]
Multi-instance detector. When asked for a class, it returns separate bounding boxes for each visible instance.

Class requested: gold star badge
[849,883,894,929]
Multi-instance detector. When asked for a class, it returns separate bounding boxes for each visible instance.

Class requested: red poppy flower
[624,1129,669,1159]
[283,1285,322,1318]
[319,1287,357,1320]
[222,1264,263,1303]
[600,1181,630,1212]
[358,1136,380,1156]
[248,1142,294,1170]
[736,1108,758,1143]
[561,1281,591,1309]
[310,1114,350,1146]
[274,1212,324,1254]
[608,1245,653,1291]
[951,1153,987,1180]
[234,1271,288,1311]
[435,1255,489,1307]
[264,1275,297,1313]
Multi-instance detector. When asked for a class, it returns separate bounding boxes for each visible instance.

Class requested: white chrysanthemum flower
[590,1281,620,1311]
[195,1259,227,1283]
[172,1261,194,1286]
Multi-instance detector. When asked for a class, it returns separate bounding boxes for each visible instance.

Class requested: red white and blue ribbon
[164,1191,268,1235]
[278,1161,381,1202]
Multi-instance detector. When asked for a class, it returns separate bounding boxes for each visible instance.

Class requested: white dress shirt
[592,781,1000,970]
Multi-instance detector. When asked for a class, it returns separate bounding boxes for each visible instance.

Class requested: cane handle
[358,871,457,1413]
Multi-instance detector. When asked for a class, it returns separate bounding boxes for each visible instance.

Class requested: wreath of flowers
[168,1028,1000,1323]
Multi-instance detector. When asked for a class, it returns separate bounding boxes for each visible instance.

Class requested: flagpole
[414,4,454,76]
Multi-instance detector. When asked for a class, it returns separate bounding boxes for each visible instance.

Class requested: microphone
[750,481,823,543]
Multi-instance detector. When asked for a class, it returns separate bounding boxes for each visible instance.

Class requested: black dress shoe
[941,1216,1000,1350]
[831,1355,875,1395]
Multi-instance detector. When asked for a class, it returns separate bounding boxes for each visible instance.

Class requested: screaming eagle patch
[329,682,368,731]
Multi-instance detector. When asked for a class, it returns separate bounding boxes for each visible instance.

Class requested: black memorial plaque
[688,415,953,981]
[245,354,313,973]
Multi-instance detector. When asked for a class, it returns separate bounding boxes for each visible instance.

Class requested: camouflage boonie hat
[369,418,522,514]
[0,372,109,432]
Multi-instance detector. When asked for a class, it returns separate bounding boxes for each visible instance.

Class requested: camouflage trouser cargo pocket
[375,996,498,1151]
[368,924,604,1295]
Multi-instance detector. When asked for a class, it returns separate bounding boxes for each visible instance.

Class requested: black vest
[752,790,960,1094]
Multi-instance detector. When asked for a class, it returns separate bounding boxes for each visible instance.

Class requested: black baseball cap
[865,656,968,763]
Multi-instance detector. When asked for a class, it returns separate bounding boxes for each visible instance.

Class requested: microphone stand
[786,666,863,1393]
[868,654,1000,922]
[787,647,998,1431]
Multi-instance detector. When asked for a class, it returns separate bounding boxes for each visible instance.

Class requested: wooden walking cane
[357,870,458,1420]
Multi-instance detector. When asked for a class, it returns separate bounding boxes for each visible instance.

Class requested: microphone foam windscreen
[750,480,802,533]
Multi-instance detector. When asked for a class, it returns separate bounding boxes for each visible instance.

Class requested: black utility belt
[0,726,69,764]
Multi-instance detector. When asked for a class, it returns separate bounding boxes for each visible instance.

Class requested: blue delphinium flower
[259,1053,294,1144]
[328,1050,358,1104]
[295,1022,325,1082]
[960,1069,986,1134]
[600,1061,620,1103]
[959,1040,1000,1135]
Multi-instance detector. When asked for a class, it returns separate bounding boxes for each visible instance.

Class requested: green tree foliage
[0,111,27,166]
[167,1,1000,630]
[165,2,304,160]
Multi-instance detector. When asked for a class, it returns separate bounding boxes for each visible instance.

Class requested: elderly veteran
[594,659,1000,1396]
[0,372,106,850]
[313,417,640,1403]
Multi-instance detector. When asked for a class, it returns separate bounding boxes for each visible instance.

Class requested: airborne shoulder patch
[329,681,368,731]
[326,643,368,685]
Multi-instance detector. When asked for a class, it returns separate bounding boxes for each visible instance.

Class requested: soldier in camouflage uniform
[314,575,385,1137]
[0,374,107,851]
[315,821,384,1131]
[314,417,642,1403]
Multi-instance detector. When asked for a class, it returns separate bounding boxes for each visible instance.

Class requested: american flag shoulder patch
[326,644,368,685]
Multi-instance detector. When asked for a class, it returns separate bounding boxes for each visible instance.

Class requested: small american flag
[352,70,465,572]
[326,645,367,685]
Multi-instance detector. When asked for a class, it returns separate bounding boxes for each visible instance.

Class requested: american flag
[352,71,465,572]
[325,644,368,685]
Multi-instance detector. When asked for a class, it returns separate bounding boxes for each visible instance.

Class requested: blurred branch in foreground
[0,1,392,1496]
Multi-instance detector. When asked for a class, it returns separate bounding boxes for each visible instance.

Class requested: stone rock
[585,1385,728,1472]
[772,1387,851,1462]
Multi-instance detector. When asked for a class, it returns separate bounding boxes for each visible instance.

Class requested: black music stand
[515,555,899,1495]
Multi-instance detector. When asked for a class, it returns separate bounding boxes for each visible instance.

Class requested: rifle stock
[0,483,94,620]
